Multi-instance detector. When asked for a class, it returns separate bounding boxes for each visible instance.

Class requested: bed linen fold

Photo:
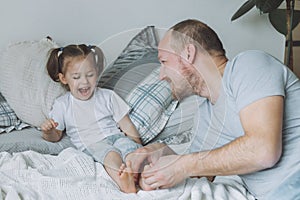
[0,148,254,200]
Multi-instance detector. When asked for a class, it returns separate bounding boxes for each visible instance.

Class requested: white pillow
[0,38,66,127]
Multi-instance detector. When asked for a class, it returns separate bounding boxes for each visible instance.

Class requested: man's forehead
[158,30,172,47]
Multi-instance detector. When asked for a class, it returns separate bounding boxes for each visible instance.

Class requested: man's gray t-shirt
[190,50,300,199]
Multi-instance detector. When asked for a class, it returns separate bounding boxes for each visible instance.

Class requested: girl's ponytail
[88,45,105,75]
[46,48,62,82]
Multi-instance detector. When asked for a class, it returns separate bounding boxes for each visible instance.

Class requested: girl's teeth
[79,88,89,94]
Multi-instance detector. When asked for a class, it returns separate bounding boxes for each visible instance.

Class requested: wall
[0,0,285,64]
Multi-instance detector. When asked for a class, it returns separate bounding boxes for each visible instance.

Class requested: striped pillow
[126,67,178,144]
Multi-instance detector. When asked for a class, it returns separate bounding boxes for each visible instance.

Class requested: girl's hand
[41,119,62,142]
[41,119,58,132]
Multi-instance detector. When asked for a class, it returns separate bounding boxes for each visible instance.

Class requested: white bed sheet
[0,147,255,200]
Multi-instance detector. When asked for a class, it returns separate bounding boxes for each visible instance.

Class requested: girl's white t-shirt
[49,88,130,151]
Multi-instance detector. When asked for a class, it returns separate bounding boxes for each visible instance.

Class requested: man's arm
[188,95,283,176]
[142,96,283,189]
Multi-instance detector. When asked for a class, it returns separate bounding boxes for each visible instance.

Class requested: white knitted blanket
[0,148,254,200]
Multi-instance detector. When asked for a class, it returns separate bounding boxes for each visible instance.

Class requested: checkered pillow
[0,92,19,127]
[126,67,178,144]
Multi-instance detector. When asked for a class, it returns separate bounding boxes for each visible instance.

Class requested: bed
[0,26,255,200]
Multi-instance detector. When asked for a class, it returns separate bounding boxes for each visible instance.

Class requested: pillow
[105,61,159,99]
[152,95,205,145]
[0,121,30,134]
[0,38,66,127]
[98,25,159,98]
[99,26,178,144]
[0,92,19,127]
[0,92,30,133]
[126,67,179,144]
[0,127,74,154]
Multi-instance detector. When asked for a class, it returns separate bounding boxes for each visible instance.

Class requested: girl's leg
[103,151,137,193]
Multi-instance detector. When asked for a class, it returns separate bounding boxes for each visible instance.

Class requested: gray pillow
[0,127,74,154]
[98,25,159,98]
[105,62,159,99]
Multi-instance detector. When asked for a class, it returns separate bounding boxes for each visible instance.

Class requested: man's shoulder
[236,49,269,56]
[228,50,281,74]
[236,50,282,66]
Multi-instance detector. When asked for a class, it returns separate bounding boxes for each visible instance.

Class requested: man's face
[157,32,194,100]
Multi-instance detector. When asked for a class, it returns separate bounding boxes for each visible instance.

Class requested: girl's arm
[118,114,142,144]
[41,119,63,142]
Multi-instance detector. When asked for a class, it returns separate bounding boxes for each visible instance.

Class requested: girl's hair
[169,19,226,57]
[46,44,104,82]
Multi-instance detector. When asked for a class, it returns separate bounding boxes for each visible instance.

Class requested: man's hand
[126,143,168,174]
[141,154,189,189]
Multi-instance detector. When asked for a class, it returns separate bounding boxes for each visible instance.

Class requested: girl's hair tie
[57,47,64,57]
[88,45,95,53]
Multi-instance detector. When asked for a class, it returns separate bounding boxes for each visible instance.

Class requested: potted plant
[231,0,300,71]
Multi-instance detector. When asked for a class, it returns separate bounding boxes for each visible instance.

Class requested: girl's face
[59,56,99,101]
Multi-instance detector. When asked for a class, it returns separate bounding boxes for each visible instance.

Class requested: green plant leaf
[269,9,300,35]
[256,0,284,13]
[231,0,256,21]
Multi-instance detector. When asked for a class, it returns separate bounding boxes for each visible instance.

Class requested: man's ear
[58,73,67,85]
[186,44,196,64]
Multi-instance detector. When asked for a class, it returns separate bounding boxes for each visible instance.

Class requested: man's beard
[171,66,200,101]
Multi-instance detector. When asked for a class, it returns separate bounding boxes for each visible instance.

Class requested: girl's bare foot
[118,161,137,193]
[139,164,154,191]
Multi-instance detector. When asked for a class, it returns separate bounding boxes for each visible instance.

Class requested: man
[127,19,300,199]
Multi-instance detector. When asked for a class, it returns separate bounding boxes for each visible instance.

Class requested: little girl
[41,44,142,193]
